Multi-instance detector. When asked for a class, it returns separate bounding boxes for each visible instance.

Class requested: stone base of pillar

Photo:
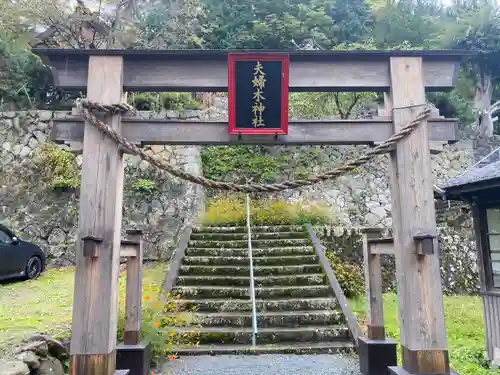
[388,366,458,375]
[116,341,151,375]
[358,337,398,375]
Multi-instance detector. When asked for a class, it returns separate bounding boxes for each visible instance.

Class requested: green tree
[201,0,336,49]
[328,0,372,44]
[440,0,500,136]
[372,0,445,48]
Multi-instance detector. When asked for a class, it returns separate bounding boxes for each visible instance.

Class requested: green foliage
[289,91,376,120]
[201,0,371,49]
[133,0,209,49]
[372,0,444,48]
[131,92,201,111]
[201,146,284,183]
[428,91,476,127]
[36,143,80,190]
[328,0,372,44]
[117,291,200,363]
[325,252,364,298]
[201,195,334,226]
[131,179,157,193]
[0,33,56,110]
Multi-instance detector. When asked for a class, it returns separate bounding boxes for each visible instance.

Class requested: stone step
[188,238,310,248]
[174,285,332,299]
[190,231,308,241]
[192,310,345,328]
[172,341,355,356]
[182,255,318,266]
[179,264,323,276]
[180,297,339,312]
[176,274,326,287]
[192,226,305,234]
[170,325,350,345]
[186,246,315,257]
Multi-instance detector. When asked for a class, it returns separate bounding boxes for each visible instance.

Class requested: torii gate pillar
[387,57,450,375]
[69,55,125,375]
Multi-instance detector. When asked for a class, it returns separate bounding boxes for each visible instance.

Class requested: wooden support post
[69,56,125,375]
[362,228,386,340]
[122,230,144,345]
[116,230,151,375]
[359,228,397,375]
[387,58,449,375]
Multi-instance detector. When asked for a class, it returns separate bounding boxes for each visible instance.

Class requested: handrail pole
[246,194,258,347]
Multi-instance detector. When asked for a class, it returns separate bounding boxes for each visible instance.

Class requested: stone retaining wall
[0,110,204,262]
[0,104,493,295]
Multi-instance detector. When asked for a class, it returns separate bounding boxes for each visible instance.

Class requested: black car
[0,224,46,281]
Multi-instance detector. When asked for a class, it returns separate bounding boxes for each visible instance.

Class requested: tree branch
[333,92,346,119]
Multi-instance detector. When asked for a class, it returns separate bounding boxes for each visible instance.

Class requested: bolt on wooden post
[69,56,125,375]
[387,57,450,375]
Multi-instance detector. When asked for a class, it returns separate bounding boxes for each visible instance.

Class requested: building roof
[442,160,500,189]
[438,160,500,201]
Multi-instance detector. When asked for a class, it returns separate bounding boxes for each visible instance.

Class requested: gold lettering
[252,61,266,128]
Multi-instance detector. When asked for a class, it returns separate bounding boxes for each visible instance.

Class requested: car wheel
[25,256,42,279]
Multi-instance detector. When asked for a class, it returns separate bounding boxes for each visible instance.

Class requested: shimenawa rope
[77,99,432,193]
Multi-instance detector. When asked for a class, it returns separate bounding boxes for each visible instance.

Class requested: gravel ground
[157,354,362,375]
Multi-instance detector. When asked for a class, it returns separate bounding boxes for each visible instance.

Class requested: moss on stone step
[169,326,350,345]
[174,285,332,299]
[179,264,322,277]
[182,255,318,267]
[186,246,315,257]
[171,342,355,356]
[180,297,339,312]
[188,238,310,248]
[190,232,308,241]
[176,274,326,287]
[192,310,345,328]
[192,226,305,234]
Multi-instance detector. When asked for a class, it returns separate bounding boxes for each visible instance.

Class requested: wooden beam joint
[126,229,144,236]
[413,234,436,255]
[367,237,395,255]
[120,239,140,258]
[81,235,103,258]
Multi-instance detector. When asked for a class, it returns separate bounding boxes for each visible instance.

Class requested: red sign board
[228,54,289,135]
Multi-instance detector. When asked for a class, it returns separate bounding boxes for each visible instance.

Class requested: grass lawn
[350,293,500,375]
[0,263,166,355]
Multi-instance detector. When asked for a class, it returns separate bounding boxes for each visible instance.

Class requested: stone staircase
[171,225,355,355]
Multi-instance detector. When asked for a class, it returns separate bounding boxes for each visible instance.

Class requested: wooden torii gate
[33,48,466,375]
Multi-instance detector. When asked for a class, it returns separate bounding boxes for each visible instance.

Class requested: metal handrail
[245,194,258,347]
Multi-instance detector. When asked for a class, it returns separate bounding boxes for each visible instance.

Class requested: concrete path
[159,354,362,375]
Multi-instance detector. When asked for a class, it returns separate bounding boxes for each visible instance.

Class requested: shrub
[35,143,80,190]
[201,146,283,183]
[131,178,157,193]
[201,195,334,226]
[117,291,200,364]
[130,92,201,111]
[325,252,365,298]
